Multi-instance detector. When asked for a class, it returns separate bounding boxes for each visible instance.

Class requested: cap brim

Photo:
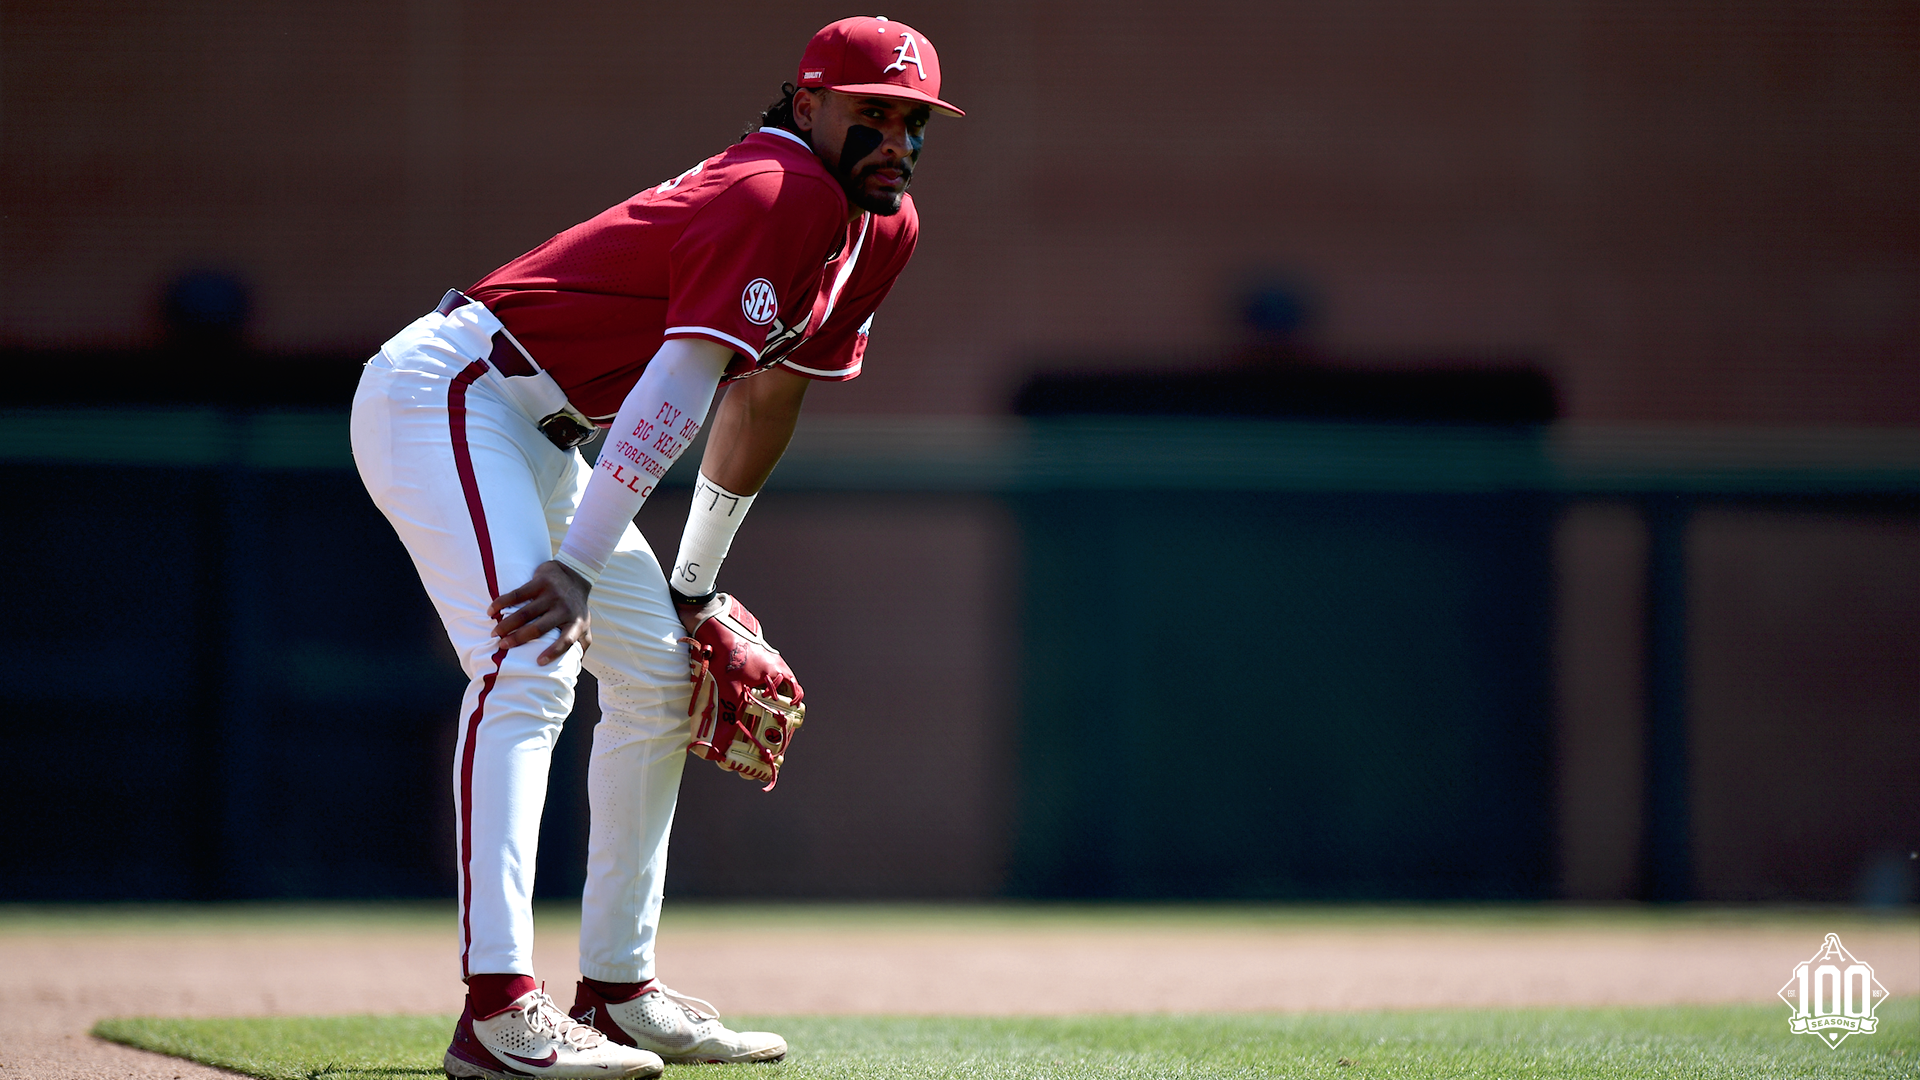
[826,82,965,117]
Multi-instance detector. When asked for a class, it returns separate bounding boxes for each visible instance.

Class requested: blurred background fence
[2,0,1916,906]
[2,411,1915,904]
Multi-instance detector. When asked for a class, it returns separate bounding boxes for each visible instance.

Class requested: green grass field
[29,903,1914,1079]
[94,1001,1917,1080]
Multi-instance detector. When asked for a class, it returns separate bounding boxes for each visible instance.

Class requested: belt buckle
[538,412,596,450]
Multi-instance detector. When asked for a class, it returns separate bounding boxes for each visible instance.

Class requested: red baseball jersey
[468,128,918,420]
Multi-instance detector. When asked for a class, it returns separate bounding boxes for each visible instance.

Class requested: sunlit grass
[96,1000,1918,1080]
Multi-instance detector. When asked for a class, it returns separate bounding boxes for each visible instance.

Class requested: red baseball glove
[680,593,805,791]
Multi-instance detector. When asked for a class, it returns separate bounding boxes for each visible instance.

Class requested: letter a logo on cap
[883,33,927,80]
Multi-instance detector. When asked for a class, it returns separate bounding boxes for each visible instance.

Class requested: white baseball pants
[350,303,692,983]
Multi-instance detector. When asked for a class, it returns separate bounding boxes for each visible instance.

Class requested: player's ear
[793,89,818,133]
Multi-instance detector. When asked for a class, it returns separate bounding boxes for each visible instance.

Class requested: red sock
[583,977,655,1003]
[468,973,539,1019]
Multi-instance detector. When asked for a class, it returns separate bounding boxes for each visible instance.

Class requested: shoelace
[654,985,719,1022]
[524,989,605,1049]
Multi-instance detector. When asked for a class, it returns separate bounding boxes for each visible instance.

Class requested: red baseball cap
[796,15,965,117]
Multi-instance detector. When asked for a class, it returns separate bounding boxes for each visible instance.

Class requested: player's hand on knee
[489,560,594,664]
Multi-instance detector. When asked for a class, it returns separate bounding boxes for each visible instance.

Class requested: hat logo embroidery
[882,33,927,80]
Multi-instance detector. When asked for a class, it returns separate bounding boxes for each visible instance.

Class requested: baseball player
[348,17,961,1079]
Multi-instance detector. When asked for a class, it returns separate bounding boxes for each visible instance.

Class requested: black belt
[435,289,596,450]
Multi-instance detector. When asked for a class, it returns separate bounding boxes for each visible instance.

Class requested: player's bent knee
[466,646,584,719]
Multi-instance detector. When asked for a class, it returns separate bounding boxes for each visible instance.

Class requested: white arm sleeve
[669,474,757,597]
[555,338,731,582]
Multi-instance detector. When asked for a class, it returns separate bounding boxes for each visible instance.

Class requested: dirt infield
[2,905,1913,1079]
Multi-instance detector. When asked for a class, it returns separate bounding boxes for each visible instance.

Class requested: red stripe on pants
[449,359,509,979]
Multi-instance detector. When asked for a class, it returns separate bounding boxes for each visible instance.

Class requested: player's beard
[846,162,910,216]
[829,123,913,216]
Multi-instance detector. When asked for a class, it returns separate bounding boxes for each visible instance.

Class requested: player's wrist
[670,475,756,600]
[669,585,719,608]
[552,551,600,589]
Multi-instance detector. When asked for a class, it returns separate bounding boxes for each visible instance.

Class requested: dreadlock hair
[744,82,805,141]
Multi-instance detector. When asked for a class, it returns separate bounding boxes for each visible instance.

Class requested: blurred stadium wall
[5,1,1915,422]
[1,1,1914,904]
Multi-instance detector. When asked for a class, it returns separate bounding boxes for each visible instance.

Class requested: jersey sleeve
[779,204,919,382]
[664,171,845,363]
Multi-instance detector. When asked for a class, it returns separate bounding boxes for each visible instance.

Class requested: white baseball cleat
[444,987,664,1079]
[571,980,788,1064]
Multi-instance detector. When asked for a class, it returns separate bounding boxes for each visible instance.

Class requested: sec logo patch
[741,279,779,325]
